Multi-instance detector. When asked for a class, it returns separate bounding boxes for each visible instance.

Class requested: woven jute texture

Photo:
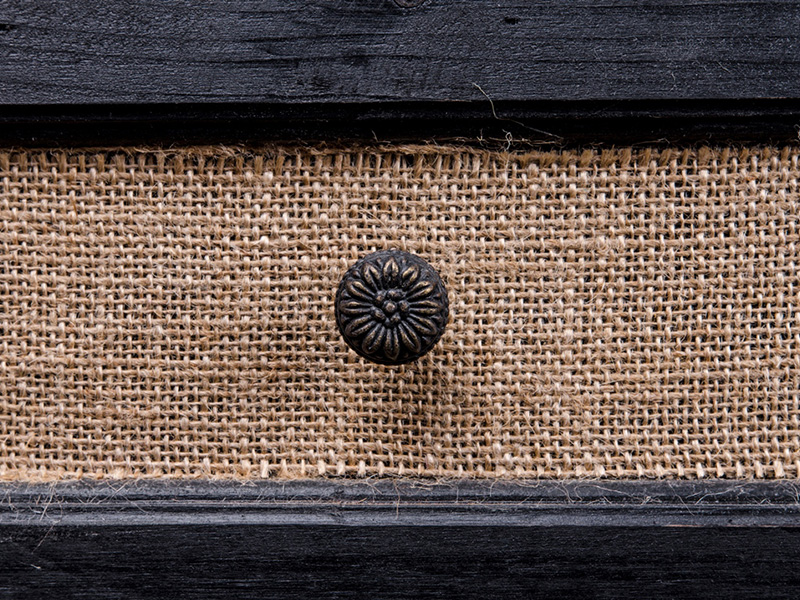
[2,145,800,481]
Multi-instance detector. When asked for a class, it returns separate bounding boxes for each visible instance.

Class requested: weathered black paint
[1,100,799,146]
[3,525,800,599]
[1,0,800,144]
[2,0,799,104]
[2,481,800,599]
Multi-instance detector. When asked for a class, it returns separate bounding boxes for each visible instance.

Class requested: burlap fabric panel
[1,146,799,480]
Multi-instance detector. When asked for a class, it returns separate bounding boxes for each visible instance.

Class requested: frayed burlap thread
[1,145,800,480]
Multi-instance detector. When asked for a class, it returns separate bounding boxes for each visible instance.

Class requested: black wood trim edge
[2,100,799,146]
[2,479,800,527]
[3,480,800,599]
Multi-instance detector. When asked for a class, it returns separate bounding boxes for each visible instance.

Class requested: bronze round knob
[335,250,449,365]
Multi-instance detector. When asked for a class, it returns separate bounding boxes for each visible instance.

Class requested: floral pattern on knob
[335,250,449,365]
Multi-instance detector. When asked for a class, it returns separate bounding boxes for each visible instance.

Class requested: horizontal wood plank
[4,525,800,599]
[1,0,799,105]
[2,481,800,598]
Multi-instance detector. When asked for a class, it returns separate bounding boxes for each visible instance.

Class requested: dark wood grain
[2,0,799,105]
[4,525,800,600]
[2,1,799,144]
[2,481,800,599]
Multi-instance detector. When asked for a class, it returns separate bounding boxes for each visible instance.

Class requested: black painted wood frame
[1,0,800,145]
[2,480,800,599]
[2,1,800,597]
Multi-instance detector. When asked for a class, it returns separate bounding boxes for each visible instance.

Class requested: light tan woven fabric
[1,146,799,480]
